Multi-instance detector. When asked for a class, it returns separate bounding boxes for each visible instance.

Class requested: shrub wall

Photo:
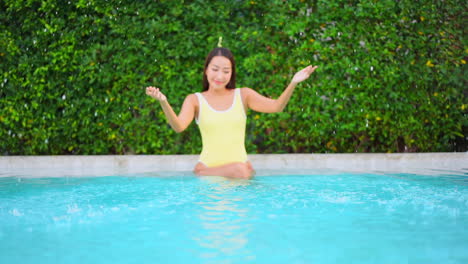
[1,0,466,154]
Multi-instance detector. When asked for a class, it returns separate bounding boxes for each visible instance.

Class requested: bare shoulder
[177,93,199,118]
[185,93,198,103]
[239,87,254,109]
[239,87,255,98]
[185,93,199,110]
[240,87,261,99]
[240,87,254,93]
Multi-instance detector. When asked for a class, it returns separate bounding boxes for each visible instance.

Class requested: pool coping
[0,153,466,177]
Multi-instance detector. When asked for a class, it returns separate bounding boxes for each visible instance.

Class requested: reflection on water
[194,176,255,262]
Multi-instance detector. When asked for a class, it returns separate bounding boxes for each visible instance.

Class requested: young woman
[146,47,317,179]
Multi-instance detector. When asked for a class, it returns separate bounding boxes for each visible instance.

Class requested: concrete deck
[0,153,466,177]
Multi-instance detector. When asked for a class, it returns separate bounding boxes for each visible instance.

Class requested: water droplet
[370,66,374,71]
[62,94,66,100]
[10,209,23,216]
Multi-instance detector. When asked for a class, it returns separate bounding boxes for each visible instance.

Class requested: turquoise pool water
[1,170,467,264]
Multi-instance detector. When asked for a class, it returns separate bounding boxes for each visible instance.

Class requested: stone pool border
[0,153,466,177]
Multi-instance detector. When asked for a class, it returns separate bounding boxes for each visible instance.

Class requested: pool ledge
[0,153,466,177]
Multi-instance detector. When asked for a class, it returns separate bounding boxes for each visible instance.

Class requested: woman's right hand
[146,86,167,102]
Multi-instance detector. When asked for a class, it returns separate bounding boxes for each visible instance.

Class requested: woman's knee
[193,162,207,175]
[234,163,253,179]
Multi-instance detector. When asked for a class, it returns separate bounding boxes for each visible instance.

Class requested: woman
[146,47,317,179]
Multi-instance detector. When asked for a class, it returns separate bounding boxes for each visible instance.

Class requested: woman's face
[205,56,232,90]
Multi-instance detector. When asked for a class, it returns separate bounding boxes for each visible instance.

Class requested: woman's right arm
[146,86,196,133]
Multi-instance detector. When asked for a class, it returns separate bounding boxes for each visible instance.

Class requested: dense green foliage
[1,0,466,155]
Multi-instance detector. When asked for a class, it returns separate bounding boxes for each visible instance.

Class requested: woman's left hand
[291,65,318,84]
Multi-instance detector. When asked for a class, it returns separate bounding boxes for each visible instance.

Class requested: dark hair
[202,47,236,91]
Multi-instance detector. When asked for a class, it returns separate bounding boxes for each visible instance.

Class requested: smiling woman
[202,47,236,91]
[145,46,317,179]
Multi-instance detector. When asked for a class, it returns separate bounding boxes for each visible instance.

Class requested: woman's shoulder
[183,93,199,106]
[238,88,254,106]
[239,87,255,97]
[239,87,253,93]
[187,93,198,98]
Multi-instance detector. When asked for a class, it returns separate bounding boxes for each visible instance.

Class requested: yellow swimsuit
[195,88,248,167]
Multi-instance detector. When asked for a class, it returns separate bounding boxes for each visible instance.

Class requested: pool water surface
[1,170,467,263]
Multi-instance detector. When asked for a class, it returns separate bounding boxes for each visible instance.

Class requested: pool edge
[0,153,466,177]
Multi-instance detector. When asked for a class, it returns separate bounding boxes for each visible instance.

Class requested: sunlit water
[1,170,467,264]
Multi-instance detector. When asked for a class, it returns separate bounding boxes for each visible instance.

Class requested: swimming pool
[1,168,467,264]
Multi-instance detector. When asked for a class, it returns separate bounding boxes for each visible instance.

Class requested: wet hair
[202,47,236,91]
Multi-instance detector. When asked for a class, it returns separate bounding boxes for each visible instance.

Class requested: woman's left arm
[244,65,318,113]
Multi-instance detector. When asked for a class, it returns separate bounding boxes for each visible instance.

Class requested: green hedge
[1,0,466,155]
